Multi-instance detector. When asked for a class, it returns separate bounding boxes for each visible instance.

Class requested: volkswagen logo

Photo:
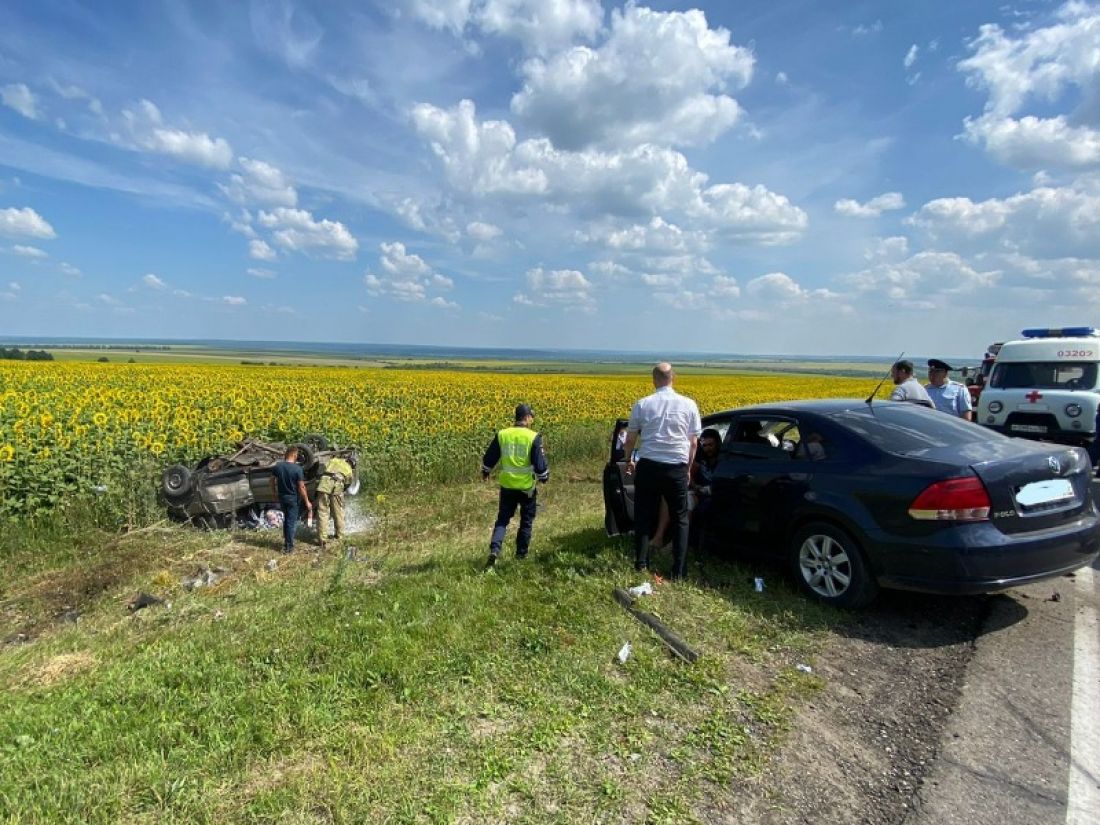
[1049,456,1061,474]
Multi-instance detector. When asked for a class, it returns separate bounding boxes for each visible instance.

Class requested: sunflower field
[0,362,873,520]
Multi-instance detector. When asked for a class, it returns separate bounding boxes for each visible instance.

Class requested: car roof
[705,398,882,418]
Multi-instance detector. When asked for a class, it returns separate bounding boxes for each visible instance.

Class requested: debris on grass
[612,587,700,664]
[126,592,165,612]
[616,641,632,663]
[627,581,653,597]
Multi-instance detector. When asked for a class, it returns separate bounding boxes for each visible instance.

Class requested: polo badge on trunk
[1048,456,1061,474]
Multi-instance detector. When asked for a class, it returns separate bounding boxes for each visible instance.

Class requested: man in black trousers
[621,363,702,580]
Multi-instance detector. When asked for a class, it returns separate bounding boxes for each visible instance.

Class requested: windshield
[828,405,989,455]
[990,361,1098,390]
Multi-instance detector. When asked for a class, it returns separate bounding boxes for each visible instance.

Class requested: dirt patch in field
[18,650,98,687]
[720,591,986,824]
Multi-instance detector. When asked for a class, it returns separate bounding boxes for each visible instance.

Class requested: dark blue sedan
[604,399,1100,607]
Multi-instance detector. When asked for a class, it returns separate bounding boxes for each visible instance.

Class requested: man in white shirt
[621,362,702,580]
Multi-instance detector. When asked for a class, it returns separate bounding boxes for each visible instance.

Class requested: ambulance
[977,327,1100,463]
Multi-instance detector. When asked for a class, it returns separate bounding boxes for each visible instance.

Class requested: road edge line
[1067,565,1100,824]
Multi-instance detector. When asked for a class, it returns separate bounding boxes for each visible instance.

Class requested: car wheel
[162,464,192,500]
[293,443,317,470]
[302,433,330,451]
[789,522,878,608]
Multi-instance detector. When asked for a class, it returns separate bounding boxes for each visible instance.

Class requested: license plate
[1010,424,1048,434]
[1015,478,1075,507]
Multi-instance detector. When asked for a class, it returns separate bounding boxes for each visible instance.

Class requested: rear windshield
[827,405,988,455]
[991,361,1097,390]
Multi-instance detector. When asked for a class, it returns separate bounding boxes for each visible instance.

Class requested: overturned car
[161,437,360,528]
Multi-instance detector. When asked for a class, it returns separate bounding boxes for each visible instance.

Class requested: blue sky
[1,0,1098,356]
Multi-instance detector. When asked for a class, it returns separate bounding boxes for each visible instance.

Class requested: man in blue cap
[925,358,973,420]
[480,403,549,567]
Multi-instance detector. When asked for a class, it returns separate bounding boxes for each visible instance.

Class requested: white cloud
[223,295,246,305]
[12,244,47,259]
[0,207,56,239]
[58,262,80,277]
[142,273,167,289]
[9,282,21,291]
[958,3,1100,170]
[363,241,453,302]
[477,0,602,55]
[511,5,753,149]
[411,100,807,243]
[429,295,460,310]
[122,99,233,169]
[1,83,39,119]
[247,267,277,279]
[904,44,919,69]
[588,260,631,279]
[908,178,1100,258]
[0,291,17,302]
[963,115,1100,169]
[147,128,234,169]
[865,235,910,260]
[401,0,602,54]
[221,157,298,206]
[746,271,837,302]
[173,288,192,298]
[249,239,277,261]
[835,191,906,218]
[466,220,502,241]
[852,21,883,37]
[97,293,122,306]
[578,216,707,254]
[514,266,595,310]
[257,207,359,260]
[843,251,1000,301]
[48,80,103,116]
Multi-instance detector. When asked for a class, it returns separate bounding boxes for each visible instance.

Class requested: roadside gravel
[728,591,987,824]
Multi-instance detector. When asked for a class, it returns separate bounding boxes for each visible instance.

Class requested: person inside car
[689,428,722,549]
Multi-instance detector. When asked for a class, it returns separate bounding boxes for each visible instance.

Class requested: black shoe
[485,554,498,569]
[516,551,528,560]
[281,546,294,555]
[634,560,647,572]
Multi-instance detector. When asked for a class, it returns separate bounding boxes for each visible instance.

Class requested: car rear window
[827,405,988,455]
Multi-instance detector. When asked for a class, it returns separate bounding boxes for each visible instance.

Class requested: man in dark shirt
[269,446,313,554]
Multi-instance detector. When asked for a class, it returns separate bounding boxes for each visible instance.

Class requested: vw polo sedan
[604,400,1100,607]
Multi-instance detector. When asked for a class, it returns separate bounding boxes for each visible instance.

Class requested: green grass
[0,457,835,823]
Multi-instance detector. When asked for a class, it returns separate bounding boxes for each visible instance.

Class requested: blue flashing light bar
[1021,326,1100,339]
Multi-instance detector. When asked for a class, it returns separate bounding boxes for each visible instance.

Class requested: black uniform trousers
[490,486,538,558]
[633,458,690,578]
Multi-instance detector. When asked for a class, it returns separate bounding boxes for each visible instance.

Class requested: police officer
[316,454,355,550]
[924,358,974,421]
[481,403,549,567]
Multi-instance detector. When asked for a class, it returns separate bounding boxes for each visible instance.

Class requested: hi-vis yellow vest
[498,426,538,491]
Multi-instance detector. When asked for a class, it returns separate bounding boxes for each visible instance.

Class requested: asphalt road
[905,482,1100,825]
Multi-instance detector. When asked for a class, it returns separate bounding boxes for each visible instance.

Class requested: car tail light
[908,477,991,521]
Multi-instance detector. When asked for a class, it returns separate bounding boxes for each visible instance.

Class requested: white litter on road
[1066,565,1100,825]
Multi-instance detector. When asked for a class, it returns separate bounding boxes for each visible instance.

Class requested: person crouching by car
[270,446,312,554]
[316,455,354,550]
[481,403,549,568]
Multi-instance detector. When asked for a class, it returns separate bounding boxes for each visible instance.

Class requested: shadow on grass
[557,526,1002,651]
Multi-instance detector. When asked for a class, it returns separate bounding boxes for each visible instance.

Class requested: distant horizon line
[0,335,973,364]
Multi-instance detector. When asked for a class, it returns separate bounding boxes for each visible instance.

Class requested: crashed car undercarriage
[161,436,360,529]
